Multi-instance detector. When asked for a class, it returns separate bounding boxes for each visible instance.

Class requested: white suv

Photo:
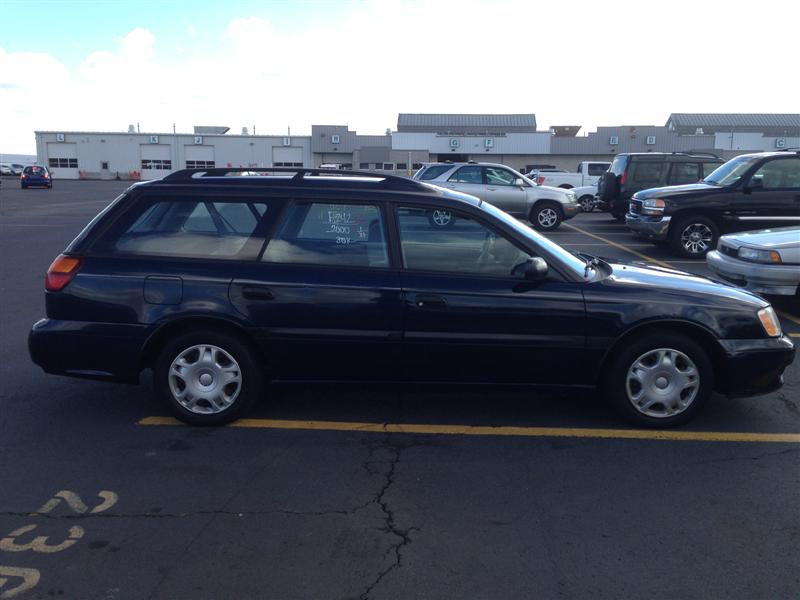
[414,162,580,231]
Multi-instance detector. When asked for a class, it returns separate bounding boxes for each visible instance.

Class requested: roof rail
[161,167,428,191]
[673,151,721,159]
[778,147,800,153]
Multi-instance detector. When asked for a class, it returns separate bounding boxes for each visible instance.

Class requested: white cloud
[1,0,799,154]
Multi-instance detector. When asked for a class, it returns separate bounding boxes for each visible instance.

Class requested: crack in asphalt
[359,432,419,600]
[695,447,800,464]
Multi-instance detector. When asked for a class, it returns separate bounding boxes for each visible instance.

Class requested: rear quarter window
[630,161,667,187]
[417,165,454,181]
[94,197,270,260]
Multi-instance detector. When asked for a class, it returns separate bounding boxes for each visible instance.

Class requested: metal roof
[667,114,800,129]
[397,113,537,132]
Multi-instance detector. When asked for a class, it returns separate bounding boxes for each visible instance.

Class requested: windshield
[704,156,754,186]
[480,202,591,278]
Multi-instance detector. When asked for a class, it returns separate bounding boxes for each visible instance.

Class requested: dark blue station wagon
[29,168,795,427]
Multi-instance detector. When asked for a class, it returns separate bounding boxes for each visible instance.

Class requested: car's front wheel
[669,215,719,258]
[579,195,595,212]
[531,202,562,231]
[604,332,713,427]
[154,330,263,426]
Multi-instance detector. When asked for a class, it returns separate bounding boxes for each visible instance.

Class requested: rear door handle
[414,295,447,309]
[241,286,274,301]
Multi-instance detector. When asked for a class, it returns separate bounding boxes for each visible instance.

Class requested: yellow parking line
[789,333,800,338]
[138,416,800,443]
[562,222,674,269]
[776,310,800,327]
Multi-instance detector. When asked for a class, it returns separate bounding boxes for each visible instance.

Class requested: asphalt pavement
[0,179,798,599]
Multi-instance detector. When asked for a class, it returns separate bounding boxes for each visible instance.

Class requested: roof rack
[672,151,721,159]
[778,147,800,153]
[161,167,429,191]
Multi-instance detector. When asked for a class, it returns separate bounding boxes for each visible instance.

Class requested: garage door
[47,142,79,179]
[272,147,304,167]
[184,146,215,169]
[140,144,173,180]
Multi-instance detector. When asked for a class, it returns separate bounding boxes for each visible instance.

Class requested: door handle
[414,295,447,309]
[241,286,274,301]
[487,187,497,191]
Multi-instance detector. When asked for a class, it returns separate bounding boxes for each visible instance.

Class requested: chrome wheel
[431,210,452,227]
[537,207,558,228]
[626,348,699,419]
[680,223,713,255]
[168,344,242,415]
[580,196,594,212]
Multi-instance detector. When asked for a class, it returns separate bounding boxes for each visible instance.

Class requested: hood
[633,182,720,199]
[603,260,768,309]
[537,184,574,197]
[721,226,800,250]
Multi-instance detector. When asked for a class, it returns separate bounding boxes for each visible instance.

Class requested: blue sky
[2,0,799,154]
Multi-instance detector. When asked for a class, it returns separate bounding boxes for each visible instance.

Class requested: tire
[603,331,714,428]
[579,195,595,212]
[598,171,619,202]
[612,213,626,223]
[427,209,455,229]
[669,215,719,258]
[154,330,263,426]
[531,202,562,231]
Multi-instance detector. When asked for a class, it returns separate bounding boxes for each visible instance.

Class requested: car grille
[719,243,739,258]
[630,199,642,214]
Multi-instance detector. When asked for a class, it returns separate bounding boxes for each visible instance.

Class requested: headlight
[640,198,665,216]
[738,247,782,263]
[567,192,577,201]
[757,306,781,337]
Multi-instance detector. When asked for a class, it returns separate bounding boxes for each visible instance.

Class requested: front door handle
[414,295,447,309]
[241,286,274,301]
[487,187,497,191]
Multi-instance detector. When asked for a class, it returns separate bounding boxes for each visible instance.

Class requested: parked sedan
[707,227,800,295]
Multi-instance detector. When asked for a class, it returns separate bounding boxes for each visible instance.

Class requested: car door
[483,166,528,216]
[732,156,800,228]
[395,204,586,385]
[229,199,404,381]
[444,165,487,200]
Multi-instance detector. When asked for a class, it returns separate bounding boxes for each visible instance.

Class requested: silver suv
[414,162,580,231]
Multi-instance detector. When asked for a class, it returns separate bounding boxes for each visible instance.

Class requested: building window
[396,163,408,170]
[412,163,423,170]
[382,163,395,170]
[48,158,78,168]
[141,159,172,170]
[186,160,215,169]
[360,163,370,169]
[273,162,303,167]
[341,163,353,170]
[101,161,109,170]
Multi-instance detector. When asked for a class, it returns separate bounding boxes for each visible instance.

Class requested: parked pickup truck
[535,161,611,189]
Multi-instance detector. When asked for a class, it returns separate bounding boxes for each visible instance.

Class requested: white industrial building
[34,113,800,179]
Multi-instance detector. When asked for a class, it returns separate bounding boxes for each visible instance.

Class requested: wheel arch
[596,319,727,390]
[139,315,264,373]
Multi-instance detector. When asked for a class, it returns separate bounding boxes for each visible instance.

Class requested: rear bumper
[29,318,148,383]
[707,250,800,295]
[626,213,671,240]
[716,335,795,397]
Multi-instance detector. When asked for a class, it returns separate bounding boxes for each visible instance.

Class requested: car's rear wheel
[669,215,718,258]
[427,209,455,228]
[579,195,595,212]
[531,202,562,231]
[604,332,714,427]
[154,330,262,426]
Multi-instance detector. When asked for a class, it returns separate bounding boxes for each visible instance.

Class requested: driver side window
[751,158,800,190]
[484,167,517,186]
[396,206,532,277]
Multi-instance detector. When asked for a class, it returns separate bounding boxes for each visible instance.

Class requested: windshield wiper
[575,252,602,277]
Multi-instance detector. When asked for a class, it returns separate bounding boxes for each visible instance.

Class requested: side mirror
[514,177,526,187]
[747,175,764,191]
[512,257,548,281]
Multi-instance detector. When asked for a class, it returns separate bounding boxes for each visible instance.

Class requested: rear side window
[668,162,700,185]
[701,162,723,178]
[448,166,482,184]
[587,163,610,176]
[609,155,628,176]
[100,198,268,259]
[417,165,454,181]
[262,202,388,268]
[630,161,667,186]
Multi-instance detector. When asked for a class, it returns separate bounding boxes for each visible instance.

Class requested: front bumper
[707,250,800,296]
[562,200,580,220]
[716,335,795,397]
[29,318,148,383]
[626,213,671,240]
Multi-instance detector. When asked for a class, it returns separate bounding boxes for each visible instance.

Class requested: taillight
[536,176,545,185]
[620,170,627,186]
[43,172,50,179]
[45,254,83,292]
